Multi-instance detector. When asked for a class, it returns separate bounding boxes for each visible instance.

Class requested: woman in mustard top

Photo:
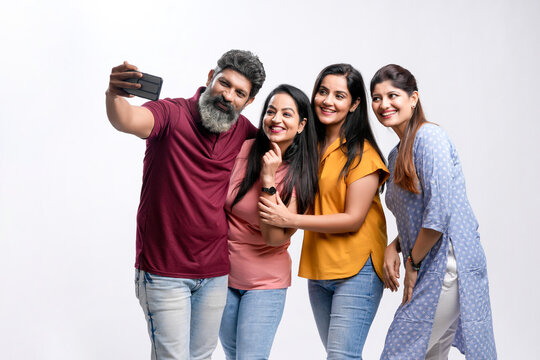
[259,64,389,359]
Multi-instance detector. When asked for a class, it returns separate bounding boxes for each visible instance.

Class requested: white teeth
[322,108,335,113]
[382,111,397,116]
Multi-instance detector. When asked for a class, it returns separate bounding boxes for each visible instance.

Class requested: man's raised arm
[105,61,154,139]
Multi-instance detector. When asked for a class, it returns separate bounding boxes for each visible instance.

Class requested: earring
[412,103,416,109]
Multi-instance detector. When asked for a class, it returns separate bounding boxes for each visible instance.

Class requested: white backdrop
[1,0,539,359]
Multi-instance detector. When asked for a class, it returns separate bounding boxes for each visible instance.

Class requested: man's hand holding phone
[107,61,162,101]
[107,61,142,98]
[105,61,156,138]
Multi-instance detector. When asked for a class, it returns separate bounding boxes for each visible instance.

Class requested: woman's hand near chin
[261,142,282,187]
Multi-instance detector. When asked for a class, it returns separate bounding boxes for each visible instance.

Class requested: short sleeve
[228,139,253,187]
[142,99,175,140]
[237,139,254,159]
[345,141,390,186]
[414,124,452,233]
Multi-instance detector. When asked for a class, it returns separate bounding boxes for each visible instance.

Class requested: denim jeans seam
[369,269,377,299]
[193,278,202,292]
[142,272,159,359]
[135,269,140,299]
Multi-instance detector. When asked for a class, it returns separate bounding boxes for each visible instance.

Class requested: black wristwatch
[261,186,277,195]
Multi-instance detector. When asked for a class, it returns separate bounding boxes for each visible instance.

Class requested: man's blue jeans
[308,257,383,360]
[219,287,287,360]
[135,270,228,360]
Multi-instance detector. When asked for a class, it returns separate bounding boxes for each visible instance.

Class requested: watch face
[263,186,277,195]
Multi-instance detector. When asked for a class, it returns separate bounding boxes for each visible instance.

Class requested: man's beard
[198,88,242,133]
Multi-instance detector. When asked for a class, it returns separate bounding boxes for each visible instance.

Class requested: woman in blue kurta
[370,64,496,359]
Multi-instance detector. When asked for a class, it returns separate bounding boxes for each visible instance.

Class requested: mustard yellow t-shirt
[298,139,389,280]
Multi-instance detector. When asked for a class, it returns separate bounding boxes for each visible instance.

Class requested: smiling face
[313,74,359,132]
[263,93,306,152]
[198,68,255,133]
[371,80,418,138]
[207,68,254,113]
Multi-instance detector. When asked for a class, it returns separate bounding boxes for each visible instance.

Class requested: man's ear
[244,96,255,107]
[206,69,215,86]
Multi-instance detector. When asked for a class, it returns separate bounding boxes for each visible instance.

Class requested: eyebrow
[372,90,399,96]
[218,76,248,96]
[320,85,348,96]
[268,105,296,113]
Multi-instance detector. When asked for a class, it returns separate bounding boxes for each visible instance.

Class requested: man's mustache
[213,96,234,114]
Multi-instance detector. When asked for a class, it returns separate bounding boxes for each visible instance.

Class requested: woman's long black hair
[231,84,319,214]
[312,64,386,181]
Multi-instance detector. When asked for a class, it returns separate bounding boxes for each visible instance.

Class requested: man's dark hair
[214,50,266,98]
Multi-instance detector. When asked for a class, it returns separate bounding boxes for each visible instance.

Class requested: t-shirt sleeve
[142,99,173,140]
[414,125,452,233]
[345,142,390,186]
[238,139,254,159]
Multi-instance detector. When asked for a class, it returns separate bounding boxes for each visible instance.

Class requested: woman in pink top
[219,84,318,359]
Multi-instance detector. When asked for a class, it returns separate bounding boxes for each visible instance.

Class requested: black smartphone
[123,71,163,101]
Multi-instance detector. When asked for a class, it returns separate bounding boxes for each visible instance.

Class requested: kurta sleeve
[414,125,453,234]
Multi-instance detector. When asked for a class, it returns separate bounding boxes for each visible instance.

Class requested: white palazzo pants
[425,242,460,360]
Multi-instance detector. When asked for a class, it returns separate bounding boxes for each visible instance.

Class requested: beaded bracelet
[407,254,422,271]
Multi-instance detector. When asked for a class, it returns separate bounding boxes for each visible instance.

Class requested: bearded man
[105,50,265,360]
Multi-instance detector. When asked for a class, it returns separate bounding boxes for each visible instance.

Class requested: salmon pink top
[225,139,294,290]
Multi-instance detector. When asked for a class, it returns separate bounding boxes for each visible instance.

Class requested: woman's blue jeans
[219,287,287,360]
[308,257,383,360]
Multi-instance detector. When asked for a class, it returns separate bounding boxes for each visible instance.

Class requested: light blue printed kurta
[381,124,496,359]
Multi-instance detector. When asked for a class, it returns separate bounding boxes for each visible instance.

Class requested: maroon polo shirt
[137,87,257,278]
